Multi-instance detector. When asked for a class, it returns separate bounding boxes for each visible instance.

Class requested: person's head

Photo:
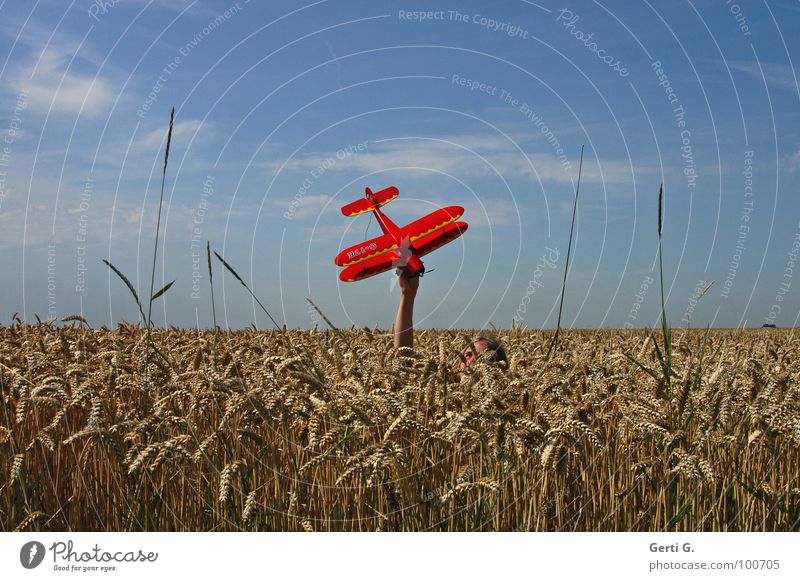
[460,334,508,368]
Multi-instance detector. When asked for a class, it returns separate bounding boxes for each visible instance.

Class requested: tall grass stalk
[656,183,673,524]
[147,107,175,330]
[546,144,584,360]
[102,259,146,323]
[215,251,322,380]
[656,184,673,416]
[139,107,175,391]
[213,251,281,330]
[657,184,670,363]
[207,241,217,330]
[685,281,714,329]
[305,297,339,332]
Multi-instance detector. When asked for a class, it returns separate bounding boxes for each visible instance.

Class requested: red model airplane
[335,186,468,282]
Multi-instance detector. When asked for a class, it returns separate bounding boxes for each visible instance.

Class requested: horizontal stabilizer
[341,186,399,217]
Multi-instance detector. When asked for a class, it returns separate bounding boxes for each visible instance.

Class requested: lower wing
[335,232,398,267]
[339,250,401,282]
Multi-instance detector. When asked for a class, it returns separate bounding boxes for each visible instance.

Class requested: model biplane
[334,186,468,282]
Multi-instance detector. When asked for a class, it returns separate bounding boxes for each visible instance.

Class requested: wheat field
[1,323,798,531]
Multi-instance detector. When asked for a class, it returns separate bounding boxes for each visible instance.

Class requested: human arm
[393,270,419,350]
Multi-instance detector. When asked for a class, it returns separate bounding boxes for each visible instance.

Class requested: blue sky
[1,0,798,330]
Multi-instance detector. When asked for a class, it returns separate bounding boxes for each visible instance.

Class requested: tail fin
[341,186,399,217]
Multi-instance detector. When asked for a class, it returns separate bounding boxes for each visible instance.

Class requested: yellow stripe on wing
[409,215,460,243]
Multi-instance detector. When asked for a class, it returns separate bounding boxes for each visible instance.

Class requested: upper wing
[334,232,398,267]
[399,206,464,242]
[412,221,469,258]
[339,250,401,282]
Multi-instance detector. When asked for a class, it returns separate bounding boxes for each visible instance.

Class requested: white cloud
[731,61,799,91]
[79,117,212,178]
[382,196,518,228]
[271,136,633,184]
[0,183,197,248]
[13,48,115,117]
[783,149,800,173]
[302,223,347,242]
[136,119,206,151]
[117,0,198,8]
[275,180,519,230]
[278,193,333,221]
